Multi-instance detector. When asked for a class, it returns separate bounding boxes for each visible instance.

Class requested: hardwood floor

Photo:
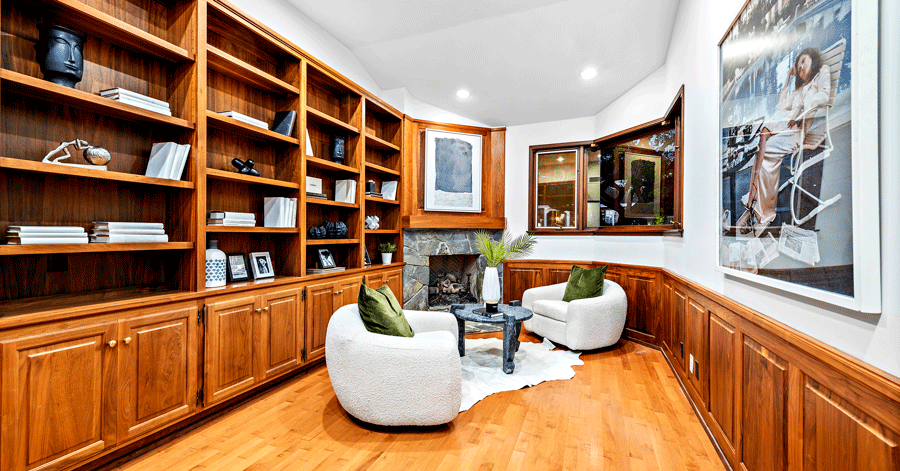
[104,332,726,471]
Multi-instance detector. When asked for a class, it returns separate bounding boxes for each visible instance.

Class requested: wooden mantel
[402,118,506,229]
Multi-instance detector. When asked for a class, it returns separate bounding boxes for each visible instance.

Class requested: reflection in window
[535,149,577,228]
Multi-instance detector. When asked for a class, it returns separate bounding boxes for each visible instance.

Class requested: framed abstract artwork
[717,0,880,313]
[623,152,662,219]
[424,128,482,212]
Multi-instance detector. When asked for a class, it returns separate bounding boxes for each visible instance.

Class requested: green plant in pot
[377,242,397,265]
[474,230,536,312]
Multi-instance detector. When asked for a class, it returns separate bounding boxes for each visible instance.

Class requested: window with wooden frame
[528,86,684,235]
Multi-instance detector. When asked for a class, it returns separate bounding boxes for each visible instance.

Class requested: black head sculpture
[37,24,85,88]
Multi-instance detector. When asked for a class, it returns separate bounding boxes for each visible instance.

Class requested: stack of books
[263,197,297,228]
[307,191,327,200]
[207,211,256,227]
[307,266,346,274]
[101,88,172,116]
[145,142,190,180]
[90,222,168,243]
[218,111,268,130]
[6,225,88,244]
[365,191,383,198]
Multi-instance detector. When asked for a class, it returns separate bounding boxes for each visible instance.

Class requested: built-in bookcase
[362,98,403,265]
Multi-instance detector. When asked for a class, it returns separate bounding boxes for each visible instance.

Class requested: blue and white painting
[424,129,482,212]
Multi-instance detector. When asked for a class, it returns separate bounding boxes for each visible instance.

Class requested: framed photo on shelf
[226,253,251,282]
[424,128,482,212]
[364,246,372,266]
[717,0,880,313]
[250,252,274,279]
[317,248,336,269]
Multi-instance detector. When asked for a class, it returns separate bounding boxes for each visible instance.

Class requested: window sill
[531,224,683,237]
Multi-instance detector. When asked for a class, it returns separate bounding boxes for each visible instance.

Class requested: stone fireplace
[403,229,503,311]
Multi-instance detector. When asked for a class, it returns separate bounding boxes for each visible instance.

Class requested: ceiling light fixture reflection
[580,67,598,80]
[456,88,470,99]
[557,156,564,162]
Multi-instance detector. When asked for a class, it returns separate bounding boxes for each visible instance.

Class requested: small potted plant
[474,230,536,312]
[377,242,397,265]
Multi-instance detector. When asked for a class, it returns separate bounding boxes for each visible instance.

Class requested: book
[7,226,85,233]
[208,211,255,221]
[146,142,178,178]
[168,144,190,180]
[99,88,170,108]
[305,129,314,157]
[264,197,292,228]
[306,192,328,199]
[93,222,165,230]
[306,267,346,274]
[9,232,88,238]
[218,111,268,130]
[381,180,398,200]
[272,110,296,136]
[206,220,256,227]
[110,95,173,116]
[335,180,356,204]
[7,236,89,244]
[365,192,384,198]
[90,234,169,243]
[90,229,166,235]
[306,176,323,194]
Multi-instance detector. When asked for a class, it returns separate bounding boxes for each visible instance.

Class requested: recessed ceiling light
[580,67,598,80]
[456,88,470,99]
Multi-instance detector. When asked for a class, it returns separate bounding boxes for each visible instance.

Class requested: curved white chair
[522,279,627,351]
[325,303,462,426]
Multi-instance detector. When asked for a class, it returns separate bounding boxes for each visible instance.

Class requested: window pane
[585,147,602,227]
[594,127,676,226]
[535,150,577,228]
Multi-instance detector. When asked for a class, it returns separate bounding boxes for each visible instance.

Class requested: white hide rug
[459,338,583,412]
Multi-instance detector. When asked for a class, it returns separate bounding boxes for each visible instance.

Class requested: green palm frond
[475,230,536,267]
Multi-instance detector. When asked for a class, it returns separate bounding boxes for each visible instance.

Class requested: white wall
[507,0,900,376]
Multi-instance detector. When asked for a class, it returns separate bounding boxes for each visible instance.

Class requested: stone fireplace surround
[402,229,503,311]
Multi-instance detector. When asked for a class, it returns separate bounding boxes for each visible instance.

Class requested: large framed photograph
[623,152,661,219]
[718,0,880,313]
[226,253,251,282]
[249,251,274,279]
[424,128,482,212]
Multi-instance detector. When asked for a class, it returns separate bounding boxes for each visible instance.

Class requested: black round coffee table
[450,301,533,374]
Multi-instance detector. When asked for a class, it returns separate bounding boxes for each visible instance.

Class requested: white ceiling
[286,0,680,127]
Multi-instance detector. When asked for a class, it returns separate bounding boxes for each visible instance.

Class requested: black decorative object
[329,136,345,165]
[324,221,348,238]
[366,180,377,194]
[230,158,260,177]
[37,24,85,88]
[364,247,372,266]
[307,225,326,239]
[272,111,296,137]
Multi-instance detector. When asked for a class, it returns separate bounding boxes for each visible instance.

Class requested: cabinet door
[336,276,362,308]
[259,288,302,379]
[364,273,385,290]
[383,269,402,300]
[305,281,336,362]
[205,294,259,405]
[1,322,117,471]
[623,270,659,344]
[118,305,198,442]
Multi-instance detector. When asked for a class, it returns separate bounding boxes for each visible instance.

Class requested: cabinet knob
[255,308,262,313]
[263,306,269,312]
[107,340,117,348]
[123,337,132,345]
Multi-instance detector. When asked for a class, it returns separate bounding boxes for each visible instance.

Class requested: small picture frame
[226,253,251,282]
[317,248,336,269]
[250,252,274,279]
[364,247,372,266]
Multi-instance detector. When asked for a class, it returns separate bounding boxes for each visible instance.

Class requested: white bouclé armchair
[522,279,627,351]
[325,304,462,426]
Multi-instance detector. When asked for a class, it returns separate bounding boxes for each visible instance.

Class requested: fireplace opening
[427,254,480,310]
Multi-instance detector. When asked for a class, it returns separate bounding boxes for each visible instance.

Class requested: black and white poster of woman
[717,0,882,313]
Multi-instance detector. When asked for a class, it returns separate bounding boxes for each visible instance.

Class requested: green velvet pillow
[562,265,608,302]
[357,282,414,337]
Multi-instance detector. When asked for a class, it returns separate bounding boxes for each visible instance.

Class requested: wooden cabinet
[364,268,402,298]
[305,276,361,361]
[205,286,302,405]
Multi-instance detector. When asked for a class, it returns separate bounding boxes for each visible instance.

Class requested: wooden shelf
[206,168,299,189]
[206,45,299,95]
[306,239,360,246]
[306,199,358,209]
[365,196,399,205]
[0,242,194,256]
[306,156,360,174]
[207,111,301,145]
[1,69,195,129]
[0,157,195,189]
[365,133,400,152]
[205,226,298,233]
[306,108,359,134]
[44,0,194,62]
[365,229,400,234]
[364,162,400,176]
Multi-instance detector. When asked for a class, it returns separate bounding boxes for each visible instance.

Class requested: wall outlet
[689,353,695,374]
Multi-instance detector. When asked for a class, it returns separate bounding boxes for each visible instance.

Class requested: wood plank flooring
[105,332,726,471]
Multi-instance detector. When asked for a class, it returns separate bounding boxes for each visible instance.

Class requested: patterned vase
[205,239,226,288]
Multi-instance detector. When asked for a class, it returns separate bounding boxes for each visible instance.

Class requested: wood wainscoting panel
[623,270,659,343]
[741,336,789,471]
[504,265,544,303]
[708,310,737,457]
[803,378,900,471]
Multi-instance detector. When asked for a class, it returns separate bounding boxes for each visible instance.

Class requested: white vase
[381,252,393,264]
[482,266,501,307]
[205,239,227,288]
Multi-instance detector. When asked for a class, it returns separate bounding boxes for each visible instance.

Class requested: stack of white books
[218,111,269,130]
[263,197,297,228]
[90,222,168,243]
[100,88,172,116]
[145,142,190,180]
[208,211,256,227]
[6,226,88,244]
